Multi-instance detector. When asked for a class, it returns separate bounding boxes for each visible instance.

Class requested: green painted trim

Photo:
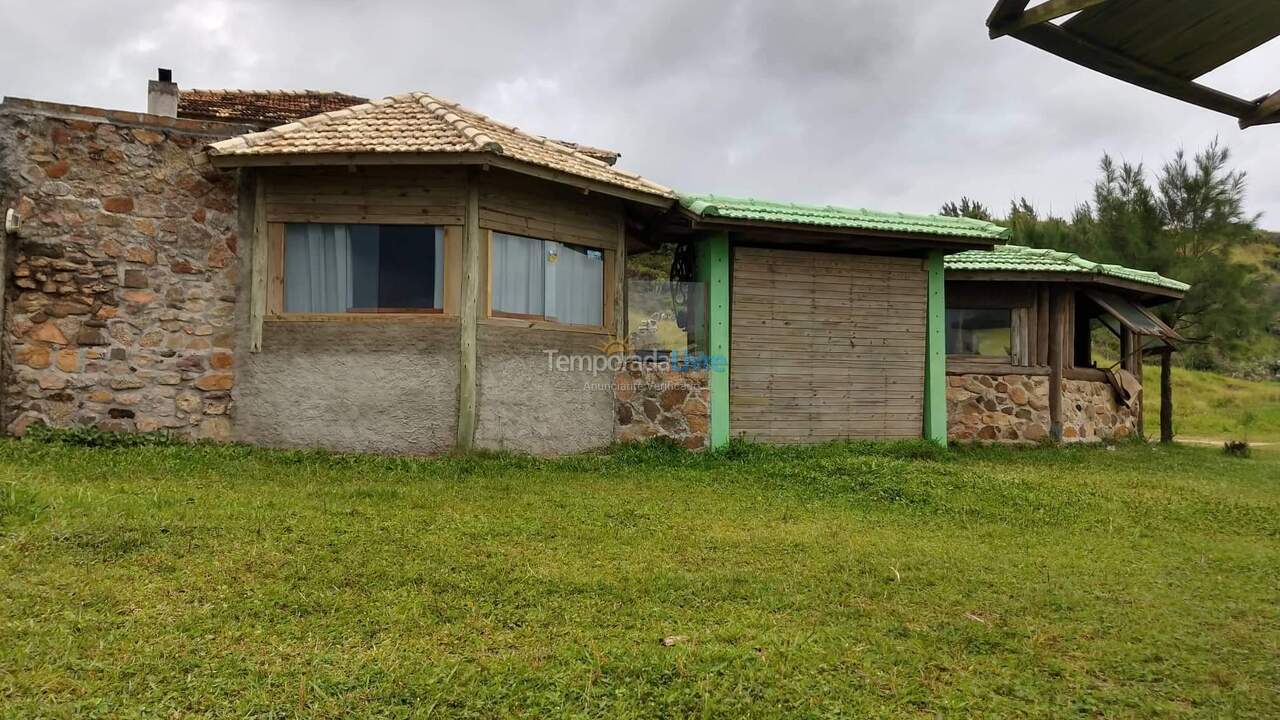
[923,250,947,447]
[696,232,731,448]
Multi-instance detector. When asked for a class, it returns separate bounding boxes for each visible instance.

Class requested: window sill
[266,313,459,325]
[480,315,610,335]
[946,359,1049,376]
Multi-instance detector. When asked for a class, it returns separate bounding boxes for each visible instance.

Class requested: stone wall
[1062,379,1139,441]
[614,363,709,449]
[0,99,245,438]
[947,372,1139,443]
[946,373,1050,443]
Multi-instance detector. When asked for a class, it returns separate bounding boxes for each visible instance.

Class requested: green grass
[2,438,1278,718]
[1143,364,1280,442]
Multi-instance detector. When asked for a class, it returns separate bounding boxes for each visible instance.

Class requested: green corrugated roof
[945,244,1190,293]
[679,194,1011,241]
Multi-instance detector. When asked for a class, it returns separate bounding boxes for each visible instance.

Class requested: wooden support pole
[1159,348,1173,443]
[1047,288,1064,441]
[923,250,948,447]
[696,232,731,448]
[457,171,481,450]
[248,169,267,353]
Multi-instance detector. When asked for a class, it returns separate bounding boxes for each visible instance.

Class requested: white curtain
[433,227,445,309]
[285,224,353,313]
[492,232,545,316]
[547,242,603,326]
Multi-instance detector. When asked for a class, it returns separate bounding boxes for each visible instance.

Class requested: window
[490,232,605,327]
[946,308,1013,358]
[283,224,444,314]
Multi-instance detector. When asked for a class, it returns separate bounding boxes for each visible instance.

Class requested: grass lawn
[2,438,1278,718]
[1143,365,1280,443]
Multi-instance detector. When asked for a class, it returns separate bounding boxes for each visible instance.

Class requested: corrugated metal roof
[678,194,1011,241]
[945,244,1190,292]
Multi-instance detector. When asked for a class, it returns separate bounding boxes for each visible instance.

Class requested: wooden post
[1047,288,1064,441]
[696,232,731,448]
[247,170,267,352]
[923,250,947,447]
[457,171,481,450]
[1160,348,1173,443]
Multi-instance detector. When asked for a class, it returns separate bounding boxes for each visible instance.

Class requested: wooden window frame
[944,306,1031,366]
[265,221,463,323]
[481,229,615,335]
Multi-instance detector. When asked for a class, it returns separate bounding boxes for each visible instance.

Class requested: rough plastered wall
[234,321,459,454]
[1062,379,1139,441]
[947,373,1139,443]
[614,363,709,449]
[0,99,245,438]
[476,325,614,454]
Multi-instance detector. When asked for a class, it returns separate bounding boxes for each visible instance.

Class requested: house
[0,71,1187,453]
[943,244,1186,442]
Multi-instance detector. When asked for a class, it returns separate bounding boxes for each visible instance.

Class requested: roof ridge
[413,93,502,153]
[207,94,391,152]
[183,88,366,98]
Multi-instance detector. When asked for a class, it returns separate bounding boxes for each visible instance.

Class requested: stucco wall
[475,324,614,454]
[235,321,459,453]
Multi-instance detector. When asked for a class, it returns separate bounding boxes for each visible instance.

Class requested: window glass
[284,224,443,313]
[946,308,1012,357]
[491,232,604,327]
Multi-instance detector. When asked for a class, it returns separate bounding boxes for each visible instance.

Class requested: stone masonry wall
[947,372,1139,443]
[947,373,1051,443]
[0,99,245,438]
[615,363,709,449]
[1062,378,1139,441]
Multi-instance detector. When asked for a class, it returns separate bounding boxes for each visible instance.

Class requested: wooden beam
[1159,348,1173,443]
[457,170,481,450]
[695,232,731,448]
[989,0,1109,39]
[248,170,267,352]
[1047,288,1065,441]
[923,250,948,447]
[1010,22,1258,120]
[986,0,1031,28]
[1240,88,1280,129]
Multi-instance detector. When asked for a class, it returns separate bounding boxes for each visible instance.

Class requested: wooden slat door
[730,247,927,443]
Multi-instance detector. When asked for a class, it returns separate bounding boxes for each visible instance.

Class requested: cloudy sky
[4,0,1277,226]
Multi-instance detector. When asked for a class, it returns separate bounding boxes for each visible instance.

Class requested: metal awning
[987,1,1280,128]
[1086,290,1183,348]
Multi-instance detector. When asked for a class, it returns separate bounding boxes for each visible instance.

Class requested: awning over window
[1086,290,1183,348]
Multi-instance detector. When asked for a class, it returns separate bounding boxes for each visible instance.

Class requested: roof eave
[678,207,1002,251]
[945,268,1187,301]
[206,150,676,208]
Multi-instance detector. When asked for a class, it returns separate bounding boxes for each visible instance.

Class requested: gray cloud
[3,0,1276,226]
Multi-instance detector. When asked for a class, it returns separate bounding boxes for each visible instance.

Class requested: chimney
[147,68,178,117]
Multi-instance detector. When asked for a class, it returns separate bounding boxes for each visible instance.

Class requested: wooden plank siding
[730,247,927,443]
[478,170,623,250]
[263,166,468,225]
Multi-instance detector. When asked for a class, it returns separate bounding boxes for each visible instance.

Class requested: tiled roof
[679,194,1011,241]
[945,244,1190,292]
[179,89,368,125]
[206,93,672,199]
